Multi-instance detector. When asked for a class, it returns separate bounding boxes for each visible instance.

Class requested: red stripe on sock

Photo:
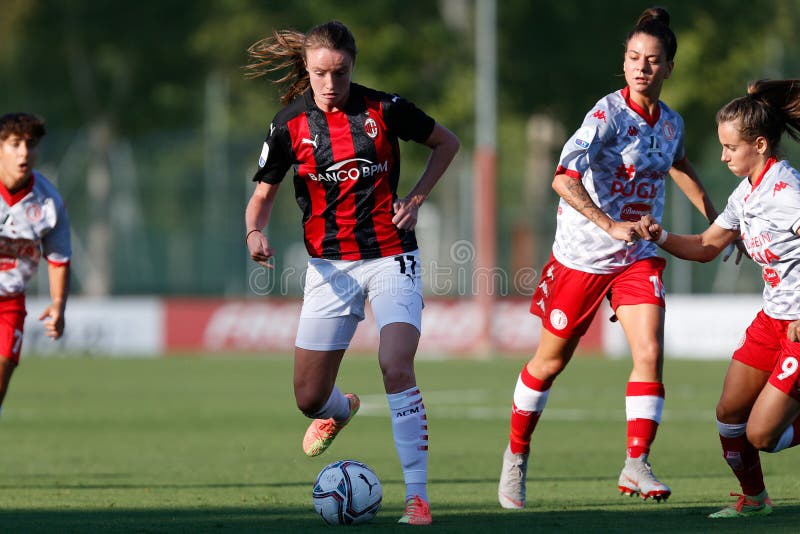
[520,365,552,392]
[626,381,665,397]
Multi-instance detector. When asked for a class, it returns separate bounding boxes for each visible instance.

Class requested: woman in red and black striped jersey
[244,20,459,525]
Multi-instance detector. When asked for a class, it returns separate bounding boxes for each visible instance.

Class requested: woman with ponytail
[498,7,727,508]
[635,79,800,518]
[243,21,459,526]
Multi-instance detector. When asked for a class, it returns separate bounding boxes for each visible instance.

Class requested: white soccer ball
[312,459,382,525]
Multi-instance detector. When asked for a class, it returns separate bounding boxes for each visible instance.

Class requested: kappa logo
[301,134,319,149]
[592,109,607,123]
[774,181,790,196]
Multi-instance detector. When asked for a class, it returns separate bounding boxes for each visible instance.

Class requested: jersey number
[648,135,661,155]
[649,275,665,299]
[12,328,22,355]
[777,357,799,381]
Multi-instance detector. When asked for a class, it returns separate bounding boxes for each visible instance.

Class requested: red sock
[625,382,664,458]
[719,433,764,496]
[627,418,659,458]
[508,366,552,455]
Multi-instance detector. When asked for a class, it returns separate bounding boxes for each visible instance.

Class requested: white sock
[307,386,350,421]
[387,386,428,502]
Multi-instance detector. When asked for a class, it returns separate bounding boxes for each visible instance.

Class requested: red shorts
[0,295,26,365]
[733,310,800,401]
[530,255,666,338]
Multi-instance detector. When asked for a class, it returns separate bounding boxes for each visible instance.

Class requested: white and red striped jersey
[552,87,686,274]
[715,158,800,319]
[0,171,71,296]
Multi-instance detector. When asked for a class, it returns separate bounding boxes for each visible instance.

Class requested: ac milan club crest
[364,118,378,139]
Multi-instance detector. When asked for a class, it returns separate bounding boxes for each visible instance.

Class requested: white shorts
[295,250,424,351]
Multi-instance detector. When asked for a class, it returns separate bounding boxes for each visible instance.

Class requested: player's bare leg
[294,347,359,457]
[0,357,16,410]
[747,379,800,451]
[499,330,580,509]
[378,322,431,525]
[615,304,670,501]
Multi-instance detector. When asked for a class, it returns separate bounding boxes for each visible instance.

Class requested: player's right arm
[553,103,637,244]
[245,181,280,267]
[635,215,738,262]
[552,173,638,243]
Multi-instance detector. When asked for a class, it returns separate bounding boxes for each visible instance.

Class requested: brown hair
[716,79,800,152]
[626,7,677,61]
[0,112,46,145]
[245,21,357,105]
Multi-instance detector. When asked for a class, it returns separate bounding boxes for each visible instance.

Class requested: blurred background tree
[0,0,798,297]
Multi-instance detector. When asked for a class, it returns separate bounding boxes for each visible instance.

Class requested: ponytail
[245,21,357,106]
[245,30,308,105]
[717,79,800,151]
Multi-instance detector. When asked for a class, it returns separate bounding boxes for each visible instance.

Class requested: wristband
[246,229,261,242]
[656,229,669,245]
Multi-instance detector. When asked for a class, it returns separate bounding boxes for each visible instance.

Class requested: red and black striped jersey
[253,83,435,260]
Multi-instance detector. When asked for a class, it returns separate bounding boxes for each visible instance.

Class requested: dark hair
[0,112,46,144]
[245,21,357,105]
[626,7,677,61]
[716,79,800,152]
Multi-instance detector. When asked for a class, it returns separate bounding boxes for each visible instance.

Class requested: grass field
[0,355,798,533]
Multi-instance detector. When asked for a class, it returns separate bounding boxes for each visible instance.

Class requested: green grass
[0,355,798,532]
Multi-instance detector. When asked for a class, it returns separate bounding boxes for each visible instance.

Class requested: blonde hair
[245,21,357,105]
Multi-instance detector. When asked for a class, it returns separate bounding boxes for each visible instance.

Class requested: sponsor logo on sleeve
[574,126,594,149]
[258,141,269,168]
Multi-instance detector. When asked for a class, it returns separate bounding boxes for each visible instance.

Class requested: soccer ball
[312,459,382,525]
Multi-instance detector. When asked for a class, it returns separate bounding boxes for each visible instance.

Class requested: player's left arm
[670,158,747,263]
[39,262,70,339]
[393,123,460,231]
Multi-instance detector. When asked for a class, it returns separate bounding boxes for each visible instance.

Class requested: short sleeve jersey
[715,158,800,319]
[253,83,435,261]
[0,171,71,296]
[552,86,686,274]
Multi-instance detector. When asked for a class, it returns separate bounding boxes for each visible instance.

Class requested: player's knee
[746,426,779,452]
[294,387,328,416]
[379,362,415,392]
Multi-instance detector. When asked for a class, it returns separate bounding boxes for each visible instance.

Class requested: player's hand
[788,320,800,343]
[392,196,420,231]
[608,221,639,245]
[722,239,747,265]
[38,304,65,340]
[246,231,275,269]
[632,215,663,243]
